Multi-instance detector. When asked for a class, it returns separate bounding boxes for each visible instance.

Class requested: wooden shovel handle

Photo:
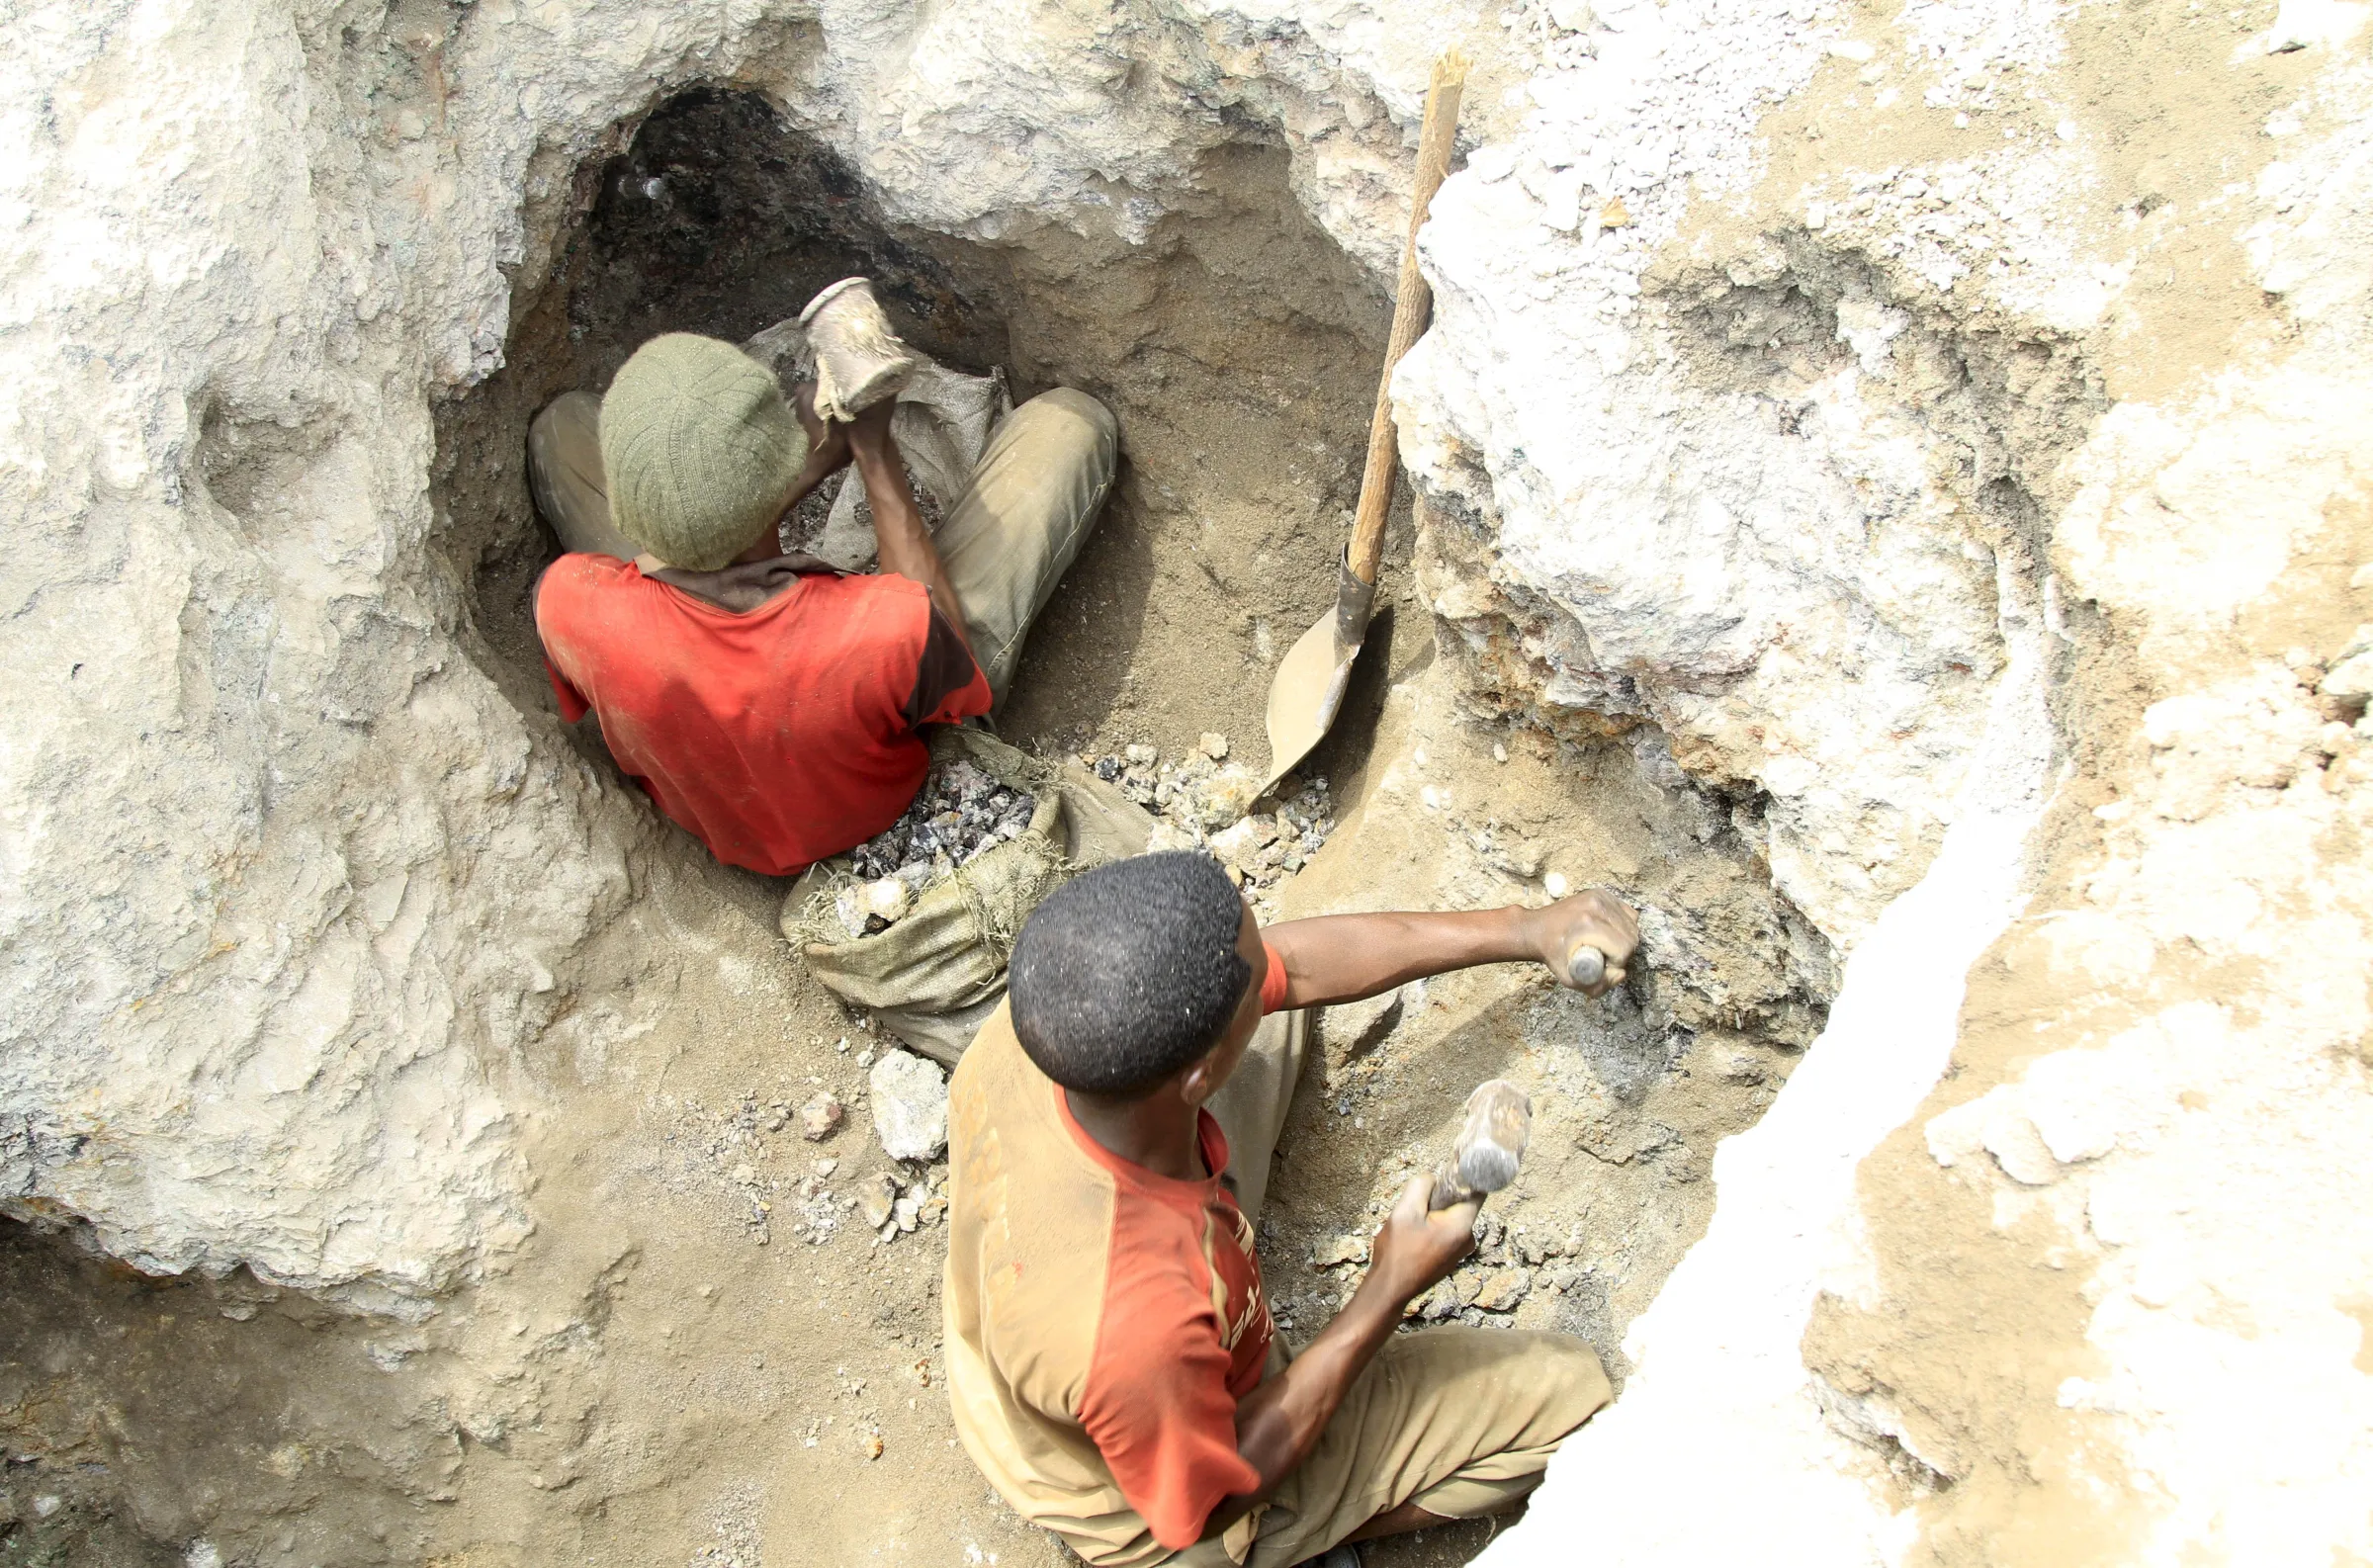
[1347,51,1467,588]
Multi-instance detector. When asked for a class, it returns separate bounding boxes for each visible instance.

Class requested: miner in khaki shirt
[944,851,1638,1566]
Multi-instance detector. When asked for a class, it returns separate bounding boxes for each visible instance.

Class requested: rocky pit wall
[4,0,2370,1564]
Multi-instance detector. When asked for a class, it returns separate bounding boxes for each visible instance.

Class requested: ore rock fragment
[869,1049,949,1162]
[1472,1268,1533,1313]
[800,1093,844,1141]
[1079,739,1338,915]
[842,758,1037,897]
[860,1174,899,1230]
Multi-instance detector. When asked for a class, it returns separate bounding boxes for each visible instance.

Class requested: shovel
[1262,50,1468,792]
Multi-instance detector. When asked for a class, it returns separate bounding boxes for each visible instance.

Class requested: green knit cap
[598,333,808,570]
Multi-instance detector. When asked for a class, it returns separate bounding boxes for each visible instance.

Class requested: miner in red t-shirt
[528,327,1115,876]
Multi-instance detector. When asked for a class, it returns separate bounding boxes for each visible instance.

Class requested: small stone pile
[1287,1208,1591,1334]
[832,758,1035,938]
[1085,733,1336,916]
[856,1168,949,1244]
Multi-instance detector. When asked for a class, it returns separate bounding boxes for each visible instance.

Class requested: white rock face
[1477,580,2055,1565]
[1456,2,2373,1563]
[1392,0,2110,941]
[868,1050,949,1164]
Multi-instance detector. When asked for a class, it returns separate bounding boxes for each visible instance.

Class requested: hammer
[1427,1080,1535,1211]
[1565,933,1630,991]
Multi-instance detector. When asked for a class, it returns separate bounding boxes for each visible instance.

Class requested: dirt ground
[2,90,1830,1568]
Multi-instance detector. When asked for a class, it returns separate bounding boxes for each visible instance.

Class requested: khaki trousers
[526,385,1118,707]
[1172,1328,1611,1567]
[1204,1010,1308,1227]
[1153,1013,1612,1566]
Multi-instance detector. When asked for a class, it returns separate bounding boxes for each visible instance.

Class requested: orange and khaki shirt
[536,554,990,876]
[944,958,1291,1565]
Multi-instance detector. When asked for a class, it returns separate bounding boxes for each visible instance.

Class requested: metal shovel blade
[1263,561,1377,792]
[1264,619,1359,793]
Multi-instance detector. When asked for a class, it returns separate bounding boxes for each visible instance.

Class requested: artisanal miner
[944,852,1642,1566]
[530,289,1117,877]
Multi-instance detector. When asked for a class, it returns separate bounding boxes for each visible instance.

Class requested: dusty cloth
[782,726,1161,1066]
[808,362,1015,569]
[536,557,990,876]
[739,317,1015,569]
[596,333,808,569]
[527,389,639,560]
[929,386,1115,706]
[943,993,1305,1567]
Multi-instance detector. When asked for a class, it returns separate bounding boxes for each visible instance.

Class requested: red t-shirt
[1061,1091,1271,1546]
[535,554,990,875]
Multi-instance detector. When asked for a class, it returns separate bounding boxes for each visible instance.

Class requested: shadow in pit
[0,1216,424,1568]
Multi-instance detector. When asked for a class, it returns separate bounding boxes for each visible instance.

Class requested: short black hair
[1009,851,1252,1097]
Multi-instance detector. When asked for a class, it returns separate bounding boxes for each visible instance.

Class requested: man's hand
[840,394,975,660]
[843,393,898,448]
[1522,889,1639,997]
[791,382,852,476]
[1363,1175,1479,1308]
[1221,1177,1479,1532]
[750,383,856,551]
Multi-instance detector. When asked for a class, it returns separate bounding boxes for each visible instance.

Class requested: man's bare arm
[1263,890,1639,1006]
[846,400,974,658]
[1196,895,1637,1540]
[1203,1177,1479,1534]
[762,383,853,548]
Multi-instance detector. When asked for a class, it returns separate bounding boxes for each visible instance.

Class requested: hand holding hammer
[1535,887,1638,997]
[1292,887,1641,1322]
[1419,892,1637,1211]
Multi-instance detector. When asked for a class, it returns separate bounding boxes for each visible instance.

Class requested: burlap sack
[782,728,1153,1065]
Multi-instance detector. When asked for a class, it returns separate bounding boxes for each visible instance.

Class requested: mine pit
[1,78,1835,1568]
[432,86,1838,1403]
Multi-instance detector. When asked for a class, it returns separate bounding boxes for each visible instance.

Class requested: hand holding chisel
[1538,888,1637,997]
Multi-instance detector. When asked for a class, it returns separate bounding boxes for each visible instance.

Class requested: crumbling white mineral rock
[1204,815,1275,869]
[1171,761,1264,832]
[867,1050,949,1163]
[2321,632,2373,701]
[1088,739,1336,912]
[836,877,917,939]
